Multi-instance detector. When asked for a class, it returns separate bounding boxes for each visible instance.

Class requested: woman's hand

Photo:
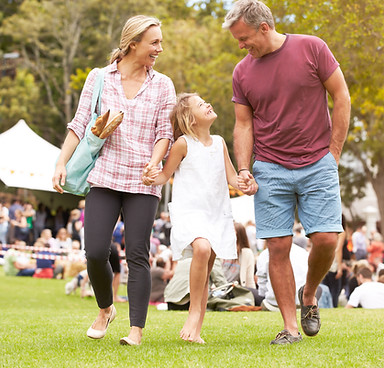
[142,162,161,186]
[52,130,80,194]
[52,164,67,194]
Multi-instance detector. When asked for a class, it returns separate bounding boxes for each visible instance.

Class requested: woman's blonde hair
[170,93,199,141]
[110,15,161,64]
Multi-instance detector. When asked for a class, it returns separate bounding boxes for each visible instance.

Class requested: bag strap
[90,68,105,116]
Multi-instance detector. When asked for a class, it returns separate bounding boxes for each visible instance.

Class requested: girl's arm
[142,138,172,186]
[143,137,187,186]
[143,138,172,178]
[222,138,239,189]
[222,138,258,194]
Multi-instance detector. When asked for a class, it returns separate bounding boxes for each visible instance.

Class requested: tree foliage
[0,0,160,143]
[157,16,245,148]
[0,69,40,129]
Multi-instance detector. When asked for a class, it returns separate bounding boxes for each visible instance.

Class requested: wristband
[238,168,249,174]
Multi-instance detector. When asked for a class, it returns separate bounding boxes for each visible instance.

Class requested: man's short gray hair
[222,0,275,30]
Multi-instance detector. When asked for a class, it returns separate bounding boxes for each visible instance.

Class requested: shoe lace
[304,305,318,319]
[275,330,289,340]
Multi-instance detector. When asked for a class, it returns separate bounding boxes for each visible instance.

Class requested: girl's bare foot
[180,311,200,342]
[192,336,205,344]
[114,296,127,303]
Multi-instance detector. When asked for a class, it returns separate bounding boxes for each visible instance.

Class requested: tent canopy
[0,120,259,215]
[0,120,60,192]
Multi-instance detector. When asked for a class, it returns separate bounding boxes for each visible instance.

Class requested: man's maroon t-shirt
[232,34,339,169]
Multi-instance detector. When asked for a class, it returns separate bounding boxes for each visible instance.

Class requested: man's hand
[237,170,258,195]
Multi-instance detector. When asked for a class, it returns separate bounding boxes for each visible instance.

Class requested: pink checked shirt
[67,61,176,198]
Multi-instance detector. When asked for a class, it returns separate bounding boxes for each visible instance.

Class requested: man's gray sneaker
[298,285,321,336]
[270,330,303,345]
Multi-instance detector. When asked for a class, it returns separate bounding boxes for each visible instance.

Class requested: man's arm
[233,103,255,195]
[323,67,351,164]
[233,103,254,170]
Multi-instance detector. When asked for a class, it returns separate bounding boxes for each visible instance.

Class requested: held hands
[237,170,258,195]
[142,162,161,186]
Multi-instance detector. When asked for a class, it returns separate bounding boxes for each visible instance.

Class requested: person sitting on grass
[149,257,174,304]
[3,248,35,277]
[346,267,384,309]
[33,238,57,279]
[65,269,94,298]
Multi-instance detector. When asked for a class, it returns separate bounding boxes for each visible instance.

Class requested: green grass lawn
[1,267,383,368]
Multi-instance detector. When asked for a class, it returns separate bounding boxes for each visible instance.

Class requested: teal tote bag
[61,69,106,196]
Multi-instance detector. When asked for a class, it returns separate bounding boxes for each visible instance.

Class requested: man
[150,257,174,303]
[223,0,350,344]
[346,267,384,309]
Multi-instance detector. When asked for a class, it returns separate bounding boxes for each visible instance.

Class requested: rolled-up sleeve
[67,68,99,140]
[154,76,176,145]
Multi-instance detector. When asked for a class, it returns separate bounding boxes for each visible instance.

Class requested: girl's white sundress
[168,135,237,261]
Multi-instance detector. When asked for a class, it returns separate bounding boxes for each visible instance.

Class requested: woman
[222,223,257,286]
[222,222,259,304]
[0,202,9,245]
[53,227,72,251]
[52,15,176,346]
[11,209,29,244]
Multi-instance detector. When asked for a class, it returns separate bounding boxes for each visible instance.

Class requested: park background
[0,0,383,232]
[1,1,384,367]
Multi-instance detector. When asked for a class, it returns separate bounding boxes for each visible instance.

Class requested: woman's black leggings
[84,187,158,328]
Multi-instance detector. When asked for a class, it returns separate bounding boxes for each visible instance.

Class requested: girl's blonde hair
[170,93,199,141]
[110,15,161,64]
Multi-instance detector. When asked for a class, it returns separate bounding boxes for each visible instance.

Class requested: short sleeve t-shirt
[232,34,339,168]
[348,282,384,309]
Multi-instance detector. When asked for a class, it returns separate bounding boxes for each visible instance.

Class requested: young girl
[142,93,257,343]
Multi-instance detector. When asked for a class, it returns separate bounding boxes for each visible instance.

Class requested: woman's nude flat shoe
[87,305,116,339]
[119,336,141,346]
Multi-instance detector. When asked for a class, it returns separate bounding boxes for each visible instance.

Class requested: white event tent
[0,119,258,217]
[0,119,60,192]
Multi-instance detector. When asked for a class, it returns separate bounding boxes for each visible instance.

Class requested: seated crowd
[1,198,384,310]
[1,198,86,281]
[149,214,384,311]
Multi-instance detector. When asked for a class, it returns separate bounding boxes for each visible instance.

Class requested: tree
[0,69,40,131]
[157,15,245,157]
[1,0,161,144]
